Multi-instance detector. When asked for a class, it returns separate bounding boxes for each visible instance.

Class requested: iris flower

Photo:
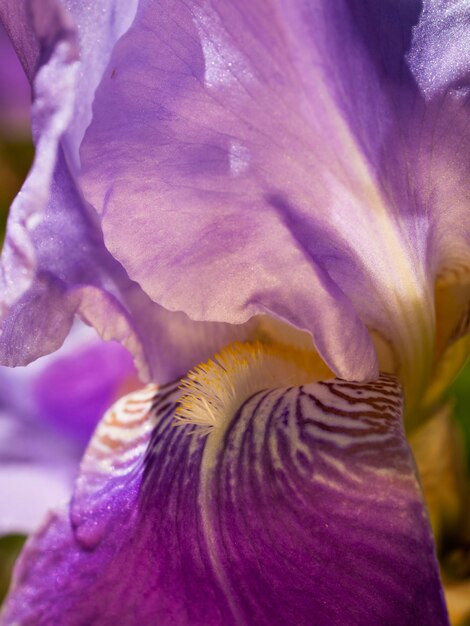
[0,1,469,624]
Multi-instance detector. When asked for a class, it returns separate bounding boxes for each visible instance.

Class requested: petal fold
[0,0,242,383]
[77,0,470,389]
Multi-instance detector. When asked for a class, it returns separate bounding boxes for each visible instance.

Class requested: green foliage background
[450,361,470,470]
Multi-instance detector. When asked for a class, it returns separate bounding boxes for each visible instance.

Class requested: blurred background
[0,23,33,242]
[0,18,469,624]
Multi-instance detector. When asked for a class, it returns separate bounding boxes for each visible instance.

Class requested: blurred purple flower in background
[0,1,470,625]
[0,323,139,535]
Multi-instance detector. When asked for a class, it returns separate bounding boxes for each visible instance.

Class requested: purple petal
[2,375,448,625]
[76,1,470,388]
[53,0,139,167]
[80,0,385,380]
[408,1,470,98]
[0,154,256,382]
[407,2,470,393]
[3,0,469,392]
[0,1,39,80]
[0,0,79,319]
[0,1,259,383]
[0,1,135,372]
[1,0,138,159]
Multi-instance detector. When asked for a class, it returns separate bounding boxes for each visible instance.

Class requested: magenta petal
[2,376,448,625]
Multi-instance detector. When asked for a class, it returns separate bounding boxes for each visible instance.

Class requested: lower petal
[2,373,448,625]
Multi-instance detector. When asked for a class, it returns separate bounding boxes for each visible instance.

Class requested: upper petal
[0,0,78,315]
[2,372,448,625]
[1,0,139,165]
[78,0,470,391]
[408,2,470,408]
[0,2,266,382]
[80,0,415,380]
[3,0,470,395]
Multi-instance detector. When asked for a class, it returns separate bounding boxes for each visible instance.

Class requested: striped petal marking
[2,343,448,625]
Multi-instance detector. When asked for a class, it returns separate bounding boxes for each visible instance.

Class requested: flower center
[175,340,330,432]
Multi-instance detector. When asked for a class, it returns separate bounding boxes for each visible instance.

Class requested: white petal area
[0,464,73,535]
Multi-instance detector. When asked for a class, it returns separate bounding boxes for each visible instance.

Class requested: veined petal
[0,2,262,382]
[2,366,448,625]
[77,0,470,393]
[80,0,412,381]
[0,3,144,374]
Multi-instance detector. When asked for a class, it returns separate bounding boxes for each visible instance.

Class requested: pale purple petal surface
[2,1,470,387]
[2,376,448,625]
[408,0,470,98]
[77,1,470,387]
[0,0,79,327]
[81,0,383,381]
[0,148,249,383]
[0,2,251,382]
